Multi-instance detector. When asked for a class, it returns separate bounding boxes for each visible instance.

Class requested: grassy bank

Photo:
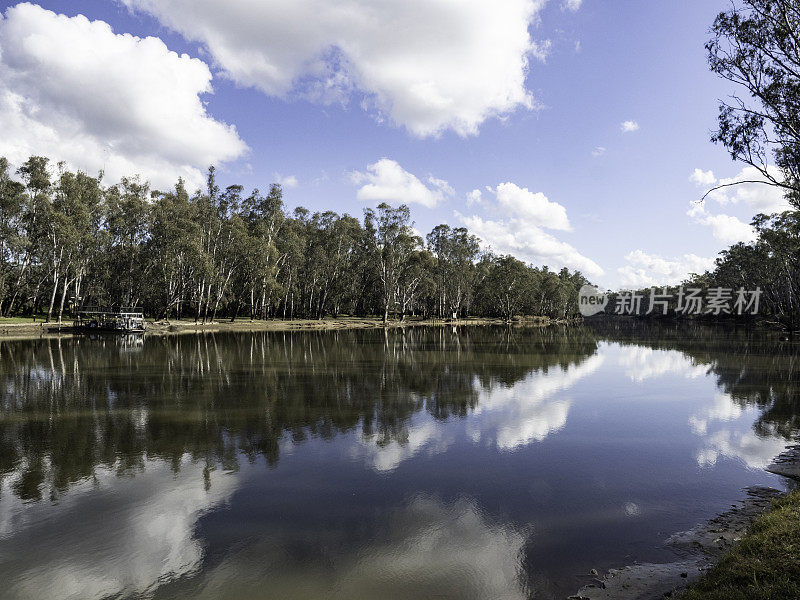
[681,488,800,600]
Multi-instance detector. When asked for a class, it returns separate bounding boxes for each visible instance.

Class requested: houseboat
[74,307,146,332]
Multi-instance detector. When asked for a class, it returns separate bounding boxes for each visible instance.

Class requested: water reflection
[0,323,797,600]
[0,459,237,599]
[156,495,528,600]
[468,353,604,450]
[0,327,599,497]
[597,320,800,470]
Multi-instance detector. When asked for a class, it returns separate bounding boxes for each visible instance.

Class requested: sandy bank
[0,315,565,340]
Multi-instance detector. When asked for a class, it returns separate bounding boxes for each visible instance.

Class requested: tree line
[0,157,590,323]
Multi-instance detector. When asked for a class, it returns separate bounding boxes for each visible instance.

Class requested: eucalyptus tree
[481,255,532,321]
[0,158,25,314]
[208,185,249,322]
[396,248,435,320]
[274,213,305,319]
[307,211,362,318]
[242,184,284,319]
[10,156,52,316]
[147,179,204,319]
[706,0,800,206]
[104,176,152,309]
[426,224,480,318]
[49,168,103,322]
[364,203,419,322]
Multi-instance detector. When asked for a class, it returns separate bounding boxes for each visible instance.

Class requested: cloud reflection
[469,354,604,450]
[0,458,237,600]
[618,346,708,382]
[167,495,528,600]
[689,392,788,470]
[351,353,604,471]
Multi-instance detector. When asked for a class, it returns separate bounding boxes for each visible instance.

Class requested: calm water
[0,323,797,599]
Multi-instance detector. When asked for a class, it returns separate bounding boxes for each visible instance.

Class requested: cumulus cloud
[466,189,483,206]
[690,166,792,214]
[689,168,716,187]
[620,120,640,133]
[563,0,584,11]
[495,182,571,231]
[617,250,715,288]
[120,0,546,137]
[351,158,453,208]
[686,166,792,243]
[0,3,247,190]
[687,204,757,244]
[457,182,602,278]
[274,173,298,188]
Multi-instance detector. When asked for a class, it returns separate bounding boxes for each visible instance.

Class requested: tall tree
[706,0,800,206]
[364,203,418,323]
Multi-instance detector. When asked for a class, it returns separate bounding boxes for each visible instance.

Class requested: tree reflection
[0,326,599,501]
[589,319,800,443]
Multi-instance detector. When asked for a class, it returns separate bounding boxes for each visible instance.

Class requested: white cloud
[591,146,606,157]
[563,0,584,11]
[274,173,298,188]
[458,214,604,278]
[689,168,716,187]
[351,158,452,208]
[687,204,757,244]
[457,182,602,277]
[466,189,483,206]
[495,182,571,231]
[427,175,455,198]
[617,250,715,288]
[120,0,546,138]
[687,166,792,243]
[691,166,792,214]
[0,3,247,190]
[620,120,640,133]
[530,39,553,63]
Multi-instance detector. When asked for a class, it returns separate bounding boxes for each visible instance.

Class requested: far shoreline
[0,314,571,340]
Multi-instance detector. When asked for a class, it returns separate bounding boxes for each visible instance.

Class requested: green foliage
[0,157,592,321]
[707,0,800,207]
[698,210,800,331]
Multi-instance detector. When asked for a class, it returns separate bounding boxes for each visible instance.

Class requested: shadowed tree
[706,0,800,207]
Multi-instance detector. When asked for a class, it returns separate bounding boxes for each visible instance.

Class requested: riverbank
[571,447,800,600]
[0,314,562,339]
[681,487,800,599]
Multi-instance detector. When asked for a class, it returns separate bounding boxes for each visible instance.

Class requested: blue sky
[0,0,792,288]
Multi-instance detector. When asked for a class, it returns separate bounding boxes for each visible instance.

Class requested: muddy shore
[570,447,800,600]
